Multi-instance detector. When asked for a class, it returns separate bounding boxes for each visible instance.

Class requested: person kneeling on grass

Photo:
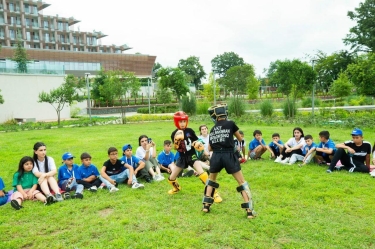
[202,104,255,218]
[58,152,84,199]
[282,135,317,166]
[11,156,54,210]
[100,147,144,192]
[76,152,102,192]
[327,128,371,173]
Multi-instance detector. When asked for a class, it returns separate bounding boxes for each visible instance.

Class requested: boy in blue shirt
[76,152,102,192]
[0,177,8,206]
[285,135,317,166]
[158,140,176,174]
[266,133,284,159]
[248,130,267,160]
[314,130,336,164]
[58,152,84,199]
[119,144,150,183]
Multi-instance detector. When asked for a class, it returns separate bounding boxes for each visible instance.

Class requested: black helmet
[208,104,228,123]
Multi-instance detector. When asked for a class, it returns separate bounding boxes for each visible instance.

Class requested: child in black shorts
[202,104,255,218]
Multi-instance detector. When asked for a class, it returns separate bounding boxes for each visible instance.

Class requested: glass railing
[0,63,65,75]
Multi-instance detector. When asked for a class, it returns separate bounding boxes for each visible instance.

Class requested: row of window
[6,3,38,14]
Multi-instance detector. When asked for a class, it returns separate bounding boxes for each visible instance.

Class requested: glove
[174,130,184,150]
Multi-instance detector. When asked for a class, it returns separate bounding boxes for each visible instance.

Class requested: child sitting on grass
[77,152,102,192]
[266,133,284,159]
[248,130,267,160]
[58,152,84,199]
[158,140,176,174]
[11,156,54,210]
[282,135,317,166]
[0,177,8,206]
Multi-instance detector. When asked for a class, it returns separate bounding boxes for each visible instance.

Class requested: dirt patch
[99,208,114,217]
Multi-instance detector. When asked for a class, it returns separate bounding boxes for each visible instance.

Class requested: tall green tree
[91,68,108,106]
[178,56,206,90]
[211,52,245,77]
[345,53,375,96]
[313,50,356,91]
[329,72,353,99]
[152,62,162,82]
[157,67,189,101]
[38,75,85,125]
[343,0,375,52]
[201,72,220,102]
[266,59,315,117]
[221,64,257,98]
[11,39,31,73]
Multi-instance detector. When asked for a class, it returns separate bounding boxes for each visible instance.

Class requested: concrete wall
[0,73,68,123]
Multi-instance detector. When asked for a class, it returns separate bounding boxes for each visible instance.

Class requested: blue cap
[122,144,132,151]
[351,128,363,136]
[62,152,75,160]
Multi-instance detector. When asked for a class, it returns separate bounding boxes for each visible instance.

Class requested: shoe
[280,158,290,164]
[132,182,145,189]
[45,195,54,205]
[145,177,153,183]
[319,161,327,166]
[370,171,375,177]
[72,193,83,199]
[109,186,119,193]
[55,193,64,202]
[64,192,71,200]
[182,169,194,177]
[98,183,106,189]
[326,169,332,173]
[89,186,98,192]
[153,175,163,182]
[274,157,282,163]
[159,174,165,180]
[11,200,22,210]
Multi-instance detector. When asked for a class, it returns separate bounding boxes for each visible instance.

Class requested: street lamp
[85,73,92,121]
[311,59,316,118]
[212,70,216,105]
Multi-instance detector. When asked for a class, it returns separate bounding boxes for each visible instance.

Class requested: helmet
[208,104,228,123]
[173,111,189,129]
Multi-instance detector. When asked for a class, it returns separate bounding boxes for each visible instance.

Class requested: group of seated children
[247,127,374,174]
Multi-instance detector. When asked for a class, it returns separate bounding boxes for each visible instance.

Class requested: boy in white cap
[58,152,84,199]
[327,128,371,173]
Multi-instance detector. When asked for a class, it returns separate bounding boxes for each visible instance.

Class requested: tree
[178,56,206,90]
[11,39,31,73]
[38,75,85,125]
[266,59,315,117]
[313,50,356,91]
[157,67,189,101]
[345,53,375,96]
[0,89,4,104]
[152,62,162,82]
[343,0,375,52]
[247,76,260,100]
[201,73,220,101]
[91,68,108,106]
[221,64,257,98]
[211,52,245,77]
[329,72,353,99]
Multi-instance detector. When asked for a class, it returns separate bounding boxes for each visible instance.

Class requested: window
[9,3,14,11]
[44,33,49,42]
[45,45,49,49]
[73,36,77,44]
[25,18,30,26]
[32,19,38,27]
[32,6,37,14]
[0,28,4,38]
[43,20,49,28]
[26,31,31,41]
[15,4,20,12]
[33,44,40,49]
[9,29,15,39]
[58,22,63,31]
[10,16,15,25]
[24,3,29,13]
[0,15,4,24]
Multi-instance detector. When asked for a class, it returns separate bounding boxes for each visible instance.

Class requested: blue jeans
[0,195,7,206]
[60,178,84,194]
[99,169,136,189]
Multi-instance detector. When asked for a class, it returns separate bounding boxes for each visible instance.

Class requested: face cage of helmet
[209,106,228,123]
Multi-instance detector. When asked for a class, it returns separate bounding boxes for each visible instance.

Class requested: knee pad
[236,182,254,211]
[202,180,219,204]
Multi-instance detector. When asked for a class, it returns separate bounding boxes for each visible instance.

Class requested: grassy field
[0,121,374,249]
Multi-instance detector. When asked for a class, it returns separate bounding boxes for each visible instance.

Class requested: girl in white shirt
[274,127,306,164]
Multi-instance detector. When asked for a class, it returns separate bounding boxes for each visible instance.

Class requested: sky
[43,0,362,78]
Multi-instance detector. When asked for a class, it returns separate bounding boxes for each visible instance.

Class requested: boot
[199,172,222,203]
[168,178,181,195]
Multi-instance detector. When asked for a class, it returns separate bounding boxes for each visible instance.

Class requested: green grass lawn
[0,122,374,249]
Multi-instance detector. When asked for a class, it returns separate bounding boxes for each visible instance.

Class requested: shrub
[259,100,274,117]
[181,92,196,116]
[228,97,245,117]
[282,100,297,118]
[302,97,321,108]
[196,101,211,115]
[156,88,173,104]
[334,109,349,119]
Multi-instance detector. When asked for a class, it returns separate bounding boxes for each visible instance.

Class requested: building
[0,0,156,77]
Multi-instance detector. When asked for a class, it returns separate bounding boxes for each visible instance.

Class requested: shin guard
[167,178,181,195]
[236,182,254,214]
[198,172,222,203]
[202,180,218,212]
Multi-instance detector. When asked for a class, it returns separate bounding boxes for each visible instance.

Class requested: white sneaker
[89,186,97,192]
[159,174,165,180]
[98,183,106,189]
[280,158,290,164]
[132,182,144,189]
[153,174,163,182]
[370,171,375,178]
[274,157,282,163]
[109,186,119,193]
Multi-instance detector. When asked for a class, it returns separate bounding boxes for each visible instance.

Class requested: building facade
[0,0,156,77]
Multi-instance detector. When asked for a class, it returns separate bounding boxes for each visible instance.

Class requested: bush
[181,92,196,116]
[196,101,211,115]
[282,100,297,118]
[228,97,245,117]
[156,88,173,104]
[137,105,178,114]
[259,100,274,117]
[301,97,321,108]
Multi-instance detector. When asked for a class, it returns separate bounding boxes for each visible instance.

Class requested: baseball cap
[351,128,363,136]
[122,144,132,151]
[62,152,75,160]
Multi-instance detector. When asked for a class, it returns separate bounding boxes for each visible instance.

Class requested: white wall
[0,73,68,123]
